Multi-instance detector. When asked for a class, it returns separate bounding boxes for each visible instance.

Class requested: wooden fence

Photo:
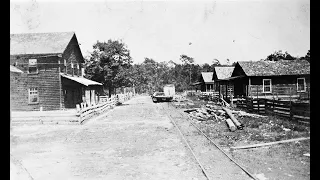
[236,98,310,124]
[77,92,134,124]
[11,93,134,125]
[198,91,220,101]
[77,97,117,124]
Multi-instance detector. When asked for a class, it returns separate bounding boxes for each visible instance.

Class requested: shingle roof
[238,60,310,76]
[214,66,234,80]
[10,32,75,55]
[10,65,23,73]
[201,72,214,83]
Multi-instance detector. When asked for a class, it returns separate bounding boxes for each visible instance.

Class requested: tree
[212,58,221,66]
[226,58,230,65]
[180,54,194,64]
[201,63,213,72]
[85,39,132,96]
[303,50,310,63]
[265,50,296,61]
[180,54,194,86]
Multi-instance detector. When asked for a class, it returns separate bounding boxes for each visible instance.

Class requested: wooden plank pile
[184,104,249,132]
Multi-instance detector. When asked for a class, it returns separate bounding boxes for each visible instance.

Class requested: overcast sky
[10,0,310,65]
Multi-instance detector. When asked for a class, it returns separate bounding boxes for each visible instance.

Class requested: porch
[60,74,103,108]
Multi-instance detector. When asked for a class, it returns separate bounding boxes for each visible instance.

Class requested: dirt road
[10,96,250,180]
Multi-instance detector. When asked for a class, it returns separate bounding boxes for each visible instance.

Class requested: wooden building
[198,72,215,92]
[10,32,103,111]
[212,66,234,99]
[229,60,310,100]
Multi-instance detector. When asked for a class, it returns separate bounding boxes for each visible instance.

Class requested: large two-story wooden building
[10,32,103,111]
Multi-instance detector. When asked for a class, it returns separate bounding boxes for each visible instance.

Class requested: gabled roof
[214,66,234,80]
[10,65,23,73]
[60,74,102,86]
[10,32,75,55]
[201,72,214,83]
[237,60,310,76]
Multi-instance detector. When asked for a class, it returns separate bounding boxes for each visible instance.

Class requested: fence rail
[77,92,134,124]
[198,91,220,101]
[11,93,134,125]
[236,98,310,124]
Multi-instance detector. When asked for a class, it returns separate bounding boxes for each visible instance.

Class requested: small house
[197,72,214,92]
[212,66,235,99]
[10,32,103,111]
[229,60,310,100]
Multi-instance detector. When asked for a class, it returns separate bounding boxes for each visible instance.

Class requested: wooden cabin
[212,66,235,99]
[10,32,103,111]
[199,72,215,92]
[229,60,310,100]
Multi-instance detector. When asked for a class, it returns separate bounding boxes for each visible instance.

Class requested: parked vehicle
[151,92,173,103]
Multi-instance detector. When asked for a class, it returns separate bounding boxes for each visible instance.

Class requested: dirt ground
[174,95,310,180]
[10,96,208,180]
[10,95,310,180]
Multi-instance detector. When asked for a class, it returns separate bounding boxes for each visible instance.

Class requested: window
[28,88,39,104]
[28,59,38,74]
[263,79,272,93]
[297,78,306,92]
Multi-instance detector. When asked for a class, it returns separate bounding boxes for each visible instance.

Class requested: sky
[10,0,310,65]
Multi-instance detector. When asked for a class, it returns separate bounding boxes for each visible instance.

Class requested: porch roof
[60,73,103,86]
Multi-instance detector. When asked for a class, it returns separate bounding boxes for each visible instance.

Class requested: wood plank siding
[10,70,63,111]
[9,32,94,111]
[246,75,310,99]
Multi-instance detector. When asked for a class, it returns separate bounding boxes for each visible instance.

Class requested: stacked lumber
[184,104,247,132]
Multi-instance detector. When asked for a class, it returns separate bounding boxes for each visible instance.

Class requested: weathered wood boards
[225,118,237,131]
[222,107,244,130]
[237,98,310,123]
[230,137,310,150]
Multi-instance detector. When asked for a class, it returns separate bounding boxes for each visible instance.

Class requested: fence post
[289,87,292,102]
[257,98,260,113]
[76,104,80,113]
[272,98,275,115]
[290,101,294,121]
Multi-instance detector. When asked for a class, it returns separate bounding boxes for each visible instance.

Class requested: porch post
[226,82,228,99]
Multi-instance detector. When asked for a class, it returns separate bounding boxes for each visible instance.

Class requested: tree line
[84,39,310,96]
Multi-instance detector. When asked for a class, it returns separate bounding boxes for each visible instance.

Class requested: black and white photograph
[10,0,310,179]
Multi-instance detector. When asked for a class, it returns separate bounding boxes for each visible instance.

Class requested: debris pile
[184,104,246,131]
[184,104,270,132]
[232,110,267,118]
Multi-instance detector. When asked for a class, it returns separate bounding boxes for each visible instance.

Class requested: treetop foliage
[84,38,310,95]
